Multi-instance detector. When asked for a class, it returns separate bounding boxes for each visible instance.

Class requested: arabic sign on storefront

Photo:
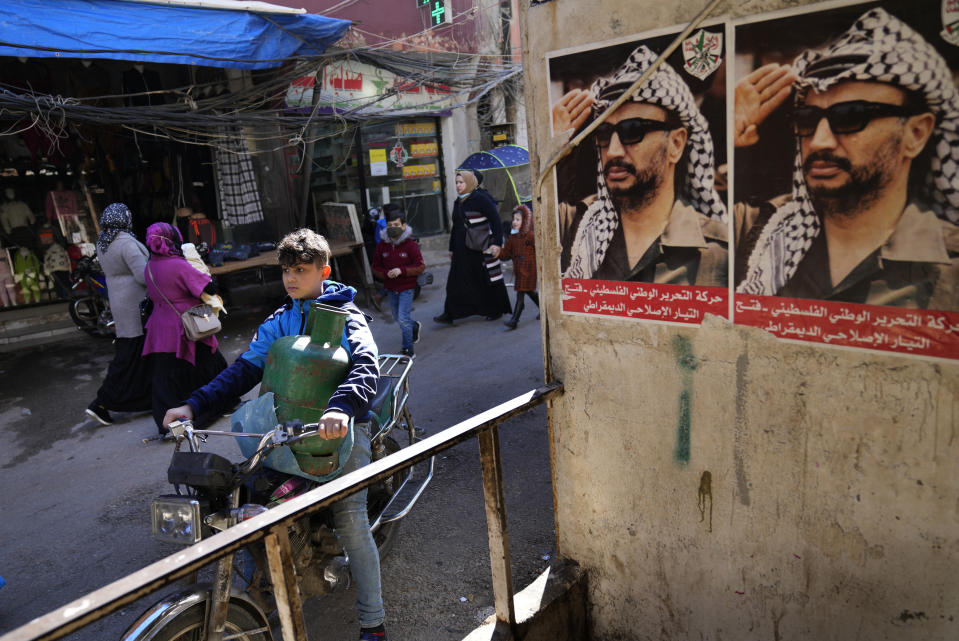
[285,60,453,115]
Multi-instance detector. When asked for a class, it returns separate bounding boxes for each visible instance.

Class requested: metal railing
[0,382,563,641]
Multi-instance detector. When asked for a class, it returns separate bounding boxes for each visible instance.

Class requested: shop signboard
[285,61,453,115]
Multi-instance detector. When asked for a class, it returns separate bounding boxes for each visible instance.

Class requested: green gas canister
[260,302,350,476]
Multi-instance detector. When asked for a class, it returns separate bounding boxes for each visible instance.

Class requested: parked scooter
[122,354,432,641]
[68,255,114,336]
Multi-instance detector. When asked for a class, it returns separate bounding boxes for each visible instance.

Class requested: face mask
[510,228,519,235]
[386,226,403,239]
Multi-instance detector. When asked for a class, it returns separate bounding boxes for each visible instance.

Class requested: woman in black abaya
[433,170,512,324]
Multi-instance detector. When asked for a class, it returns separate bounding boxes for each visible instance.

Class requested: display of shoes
[85,402,114,426]
[412,321,421,343]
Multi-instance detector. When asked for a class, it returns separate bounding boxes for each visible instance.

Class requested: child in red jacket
[496,205,539,330]
[371,208,426,356]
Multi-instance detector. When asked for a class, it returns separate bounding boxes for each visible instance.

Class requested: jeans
[387,289,415,351]
[332,421,385,628]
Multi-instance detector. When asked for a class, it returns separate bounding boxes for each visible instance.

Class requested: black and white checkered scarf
[564,45,727,280]
[738,8,959,296]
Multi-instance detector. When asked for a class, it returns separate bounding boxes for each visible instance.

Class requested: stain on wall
[698,470,713,532]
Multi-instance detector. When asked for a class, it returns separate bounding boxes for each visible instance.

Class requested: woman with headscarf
[85,203,152,426]
[433,170,512,324]
[141,222,231,434]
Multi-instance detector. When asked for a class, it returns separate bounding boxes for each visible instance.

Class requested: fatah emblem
[682,29,723,80]
[943,0,959,46]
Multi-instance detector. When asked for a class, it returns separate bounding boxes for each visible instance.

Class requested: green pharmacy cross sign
[417,0,449,25]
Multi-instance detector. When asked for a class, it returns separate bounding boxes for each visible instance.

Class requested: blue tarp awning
[0,0,352,69]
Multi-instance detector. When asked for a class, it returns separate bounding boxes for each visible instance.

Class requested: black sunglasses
[790,100,919,137]
[593,117,678,148]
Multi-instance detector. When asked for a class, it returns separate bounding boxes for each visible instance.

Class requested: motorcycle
[123,354,432,641]
[68,255,114,337]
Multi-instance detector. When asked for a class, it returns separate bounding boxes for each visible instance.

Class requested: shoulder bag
[463,210,492,252]
[147,264,221,341]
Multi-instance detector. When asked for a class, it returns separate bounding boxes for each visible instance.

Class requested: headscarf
[96,203,133,256]
[457,170,478,197]
[739,8,959,296]
[145,222,184,257]
[564,45,727,280]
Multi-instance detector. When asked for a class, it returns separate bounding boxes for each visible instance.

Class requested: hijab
[457,170,478,198]
[145,222,184,258]
[96,203,134,256]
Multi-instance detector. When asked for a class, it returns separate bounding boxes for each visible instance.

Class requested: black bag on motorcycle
[168,451,235,491]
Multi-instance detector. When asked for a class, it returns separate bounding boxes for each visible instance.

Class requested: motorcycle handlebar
[166,418,324,475]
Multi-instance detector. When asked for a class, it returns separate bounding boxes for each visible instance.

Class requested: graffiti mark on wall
[673,335,698,465]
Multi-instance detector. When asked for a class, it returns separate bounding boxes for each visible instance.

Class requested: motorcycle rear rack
[371,449,434,530]
[369,353,434,529]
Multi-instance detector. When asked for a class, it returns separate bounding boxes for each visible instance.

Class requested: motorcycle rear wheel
[149,601,270,641]
[68,296,107,336]
[369,435,404,558]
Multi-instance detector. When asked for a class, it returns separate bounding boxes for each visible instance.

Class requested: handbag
[147,264,221,341]
[464,211,492,252]
[139,295,153,329]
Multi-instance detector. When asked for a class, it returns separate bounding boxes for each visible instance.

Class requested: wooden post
[265,526,309,641]
[478,425,517,631]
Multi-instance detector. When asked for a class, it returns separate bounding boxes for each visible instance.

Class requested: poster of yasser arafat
[548,24,731,326]
[732,0,959,360]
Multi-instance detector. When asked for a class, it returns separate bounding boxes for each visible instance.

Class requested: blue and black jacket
[187,280,378,422]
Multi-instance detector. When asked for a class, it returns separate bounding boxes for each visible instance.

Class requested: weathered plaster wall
[522,0,959,639]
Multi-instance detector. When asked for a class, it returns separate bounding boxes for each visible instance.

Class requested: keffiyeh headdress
[739,8,959,296]
[564,45,727,279]
[96,202,133,256]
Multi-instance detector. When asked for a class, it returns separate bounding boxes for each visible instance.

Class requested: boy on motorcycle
[162,228,388,641]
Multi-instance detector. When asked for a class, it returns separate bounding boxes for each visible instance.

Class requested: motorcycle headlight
[152,495,208,545]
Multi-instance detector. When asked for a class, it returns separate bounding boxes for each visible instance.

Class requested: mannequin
[0,188,36,234]
[0,251,15,307]
[12,246,42,304]
[43,241,71,299]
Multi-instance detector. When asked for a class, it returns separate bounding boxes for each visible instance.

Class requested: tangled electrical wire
[0,40,522,160]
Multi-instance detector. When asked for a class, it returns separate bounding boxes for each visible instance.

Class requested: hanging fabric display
[214,126,265,226]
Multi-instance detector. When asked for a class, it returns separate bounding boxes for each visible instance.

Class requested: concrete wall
[521,1,959,639]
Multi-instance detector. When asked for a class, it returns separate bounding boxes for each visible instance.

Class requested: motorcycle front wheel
[149,601,271,641]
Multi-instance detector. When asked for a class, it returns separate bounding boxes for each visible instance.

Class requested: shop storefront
[288,58,455,239]
[0,58,223,310]
[311,119,446,236]
[0,0,350,312]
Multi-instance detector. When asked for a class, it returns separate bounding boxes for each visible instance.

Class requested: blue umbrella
[457,145,532,212]
[457,145,529,170]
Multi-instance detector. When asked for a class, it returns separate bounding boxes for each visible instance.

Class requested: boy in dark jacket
[371,208,425,357]
[161,228,389,641]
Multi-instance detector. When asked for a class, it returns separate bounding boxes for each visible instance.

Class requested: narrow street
[0,256,555,640]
